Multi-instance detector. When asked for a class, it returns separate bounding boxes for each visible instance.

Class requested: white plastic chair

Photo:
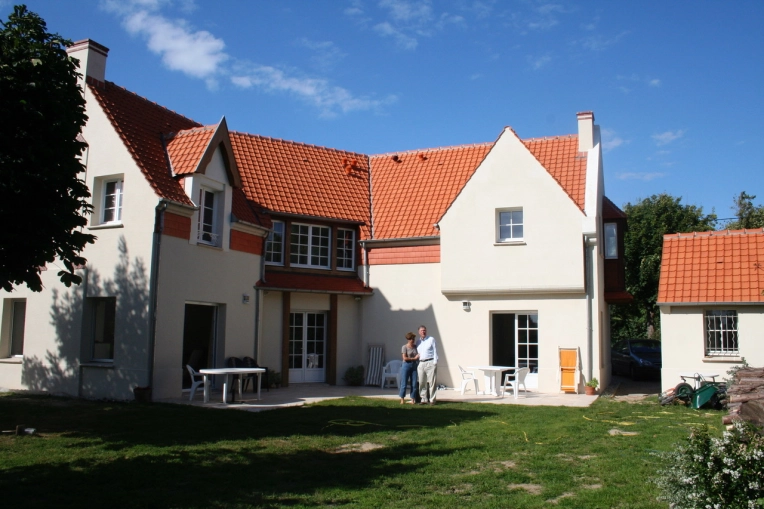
[186,364,204,402]
[502,367,530,399]
[380,360,402,389]
[458,365,480,395]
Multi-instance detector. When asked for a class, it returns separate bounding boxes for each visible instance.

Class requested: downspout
[359,240,370,287]
[253,232,268,360]
[147,201,168,391]
[584,234,595,383]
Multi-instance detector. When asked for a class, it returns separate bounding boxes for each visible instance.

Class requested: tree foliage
[725,191,764,230]
[611,194,716,341]
[0,5,95,292]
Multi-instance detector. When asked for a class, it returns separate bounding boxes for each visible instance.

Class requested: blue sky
[7,0,764,221]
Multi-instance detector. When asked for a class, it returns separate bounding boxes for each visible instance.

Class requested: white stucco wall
[659,305,764,391]
[440,128,585,294]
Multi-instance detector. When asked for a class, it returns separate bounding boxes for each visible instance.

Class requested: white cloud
[373,21,419,50]
[102,0,392,116]
[296,38,346,72]
[231,63,397,117]
[577,30,629,51]
[380,0,433,24]
[102,0,227,83]
[528,53,551,70]
[601,128,627,152]
[616,172,666,181]
[648,78,661,87]
[652,129,686,146]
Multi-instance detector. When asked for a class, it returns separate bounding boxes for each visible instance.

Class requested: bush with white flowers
[653,421,764,508]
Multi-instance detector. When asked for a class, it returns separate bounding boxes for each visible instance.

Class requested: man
[416,325,438,405]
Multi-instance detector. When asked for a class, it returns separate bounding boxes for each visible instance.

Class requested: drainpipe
[584,234,595,383]
[253,285,261,360]
[359,240,370,287]
[147,201,168,391]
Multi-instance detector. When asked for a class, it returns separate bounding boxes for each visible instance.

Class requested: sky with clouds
[6,0,764,219]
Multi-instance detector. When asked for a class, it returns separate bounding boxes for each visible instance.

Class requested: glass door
[289,312,326,383]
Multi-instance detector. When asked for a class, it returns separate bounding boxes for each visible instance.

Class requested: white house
[658,228,764,391]
[0,40,630,399]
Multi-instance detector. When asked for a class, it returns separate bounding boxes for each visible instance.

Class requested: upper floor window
[265,221,285,265]
[102,179,123,223]
[497,209,523,242]
[197,188,220,246]
[290,224,330,268]
[705,310,738,357]
[336,228,355,270]
[604,223,618,259]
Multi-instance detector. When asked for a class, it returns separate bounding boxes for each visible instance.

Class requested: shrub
[342,365,365,386]
[653,421,764,508]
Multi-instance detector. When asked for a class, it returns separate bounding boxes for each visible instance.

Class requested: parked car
[611,339,662,380]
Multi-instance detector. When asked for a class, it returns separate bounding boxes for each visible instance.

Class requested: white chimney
[577,111,594,152]
[66,39,109,89]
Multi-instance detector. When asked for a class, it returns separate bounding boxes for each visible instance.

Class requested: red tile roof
[230,132,372,238]
[368,132,588,240]
[88,79,200,205]
[165,126,215,175]
[658,229,764,304]
[369,144,492,239]
[257,272,372,294]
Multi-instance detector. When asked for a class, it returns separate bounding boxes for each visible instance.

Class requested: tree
[611,194,716,341]
[0,5,95,292]
[724,191,764,230]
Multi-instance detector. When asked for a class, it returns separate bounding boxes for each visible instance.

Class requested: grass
[0,392,724,508]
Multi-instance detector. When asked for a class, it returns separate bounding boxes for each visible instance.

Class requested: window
[91,297,116,361]
[705,310,738,357]
[336,228,355,270]
[265,221,285,264]
[516,313,539,373]
[290,224,330,268]
[497,209,523,242]
[102,179,123,224]
[197,188,219,246]
[604,223,618,259]
[10,300,26,357]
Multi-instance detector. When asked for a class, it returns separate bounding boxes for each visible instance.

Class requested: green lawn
[0,393,724,508]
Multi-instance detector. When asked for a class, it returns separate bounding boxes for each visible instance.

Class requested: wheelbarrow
[659,373,726,409]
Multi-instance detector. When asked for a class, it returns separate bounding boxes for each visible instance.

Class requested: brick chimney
[66,39,109,89]
[577,111,594,152]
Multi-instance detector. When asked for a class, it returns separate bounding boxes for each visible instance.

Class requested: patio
[163,383,600,411]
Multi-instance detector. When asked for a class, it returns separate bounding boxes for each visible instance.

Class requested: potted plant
[585,377,599,396]
[342,365,365,386]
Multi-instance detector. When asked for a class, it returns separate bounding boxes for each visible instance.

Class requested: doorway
[491,312,539,389]
[182,304,217,389]
[289,311,327,383]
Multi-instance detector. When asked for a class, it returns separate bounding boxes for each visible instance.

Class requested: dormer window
[604,223,618,259]
[290,223,330,268]
[265,221,285,265]
[336,228,355,270]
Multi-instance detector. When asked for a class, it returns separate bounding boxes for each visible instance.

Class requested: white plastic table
[199,367,265,403]
[467,366,515,396]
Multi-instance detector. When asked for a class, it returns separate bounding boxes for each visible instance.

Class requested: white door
[289,312,326,383]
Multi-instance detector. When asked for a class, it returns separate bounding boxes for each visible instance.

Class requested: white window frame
[604,223,618,259]
[336,228,355,271]
[265,221,285,265]
[705,310,739,357]
[9,300,26,357]
[197,188,220,247]
[516,313,539,374]
[102,179,123,224]
[90,297,116,361]
[290,223,330,268]
[496,208,524,243]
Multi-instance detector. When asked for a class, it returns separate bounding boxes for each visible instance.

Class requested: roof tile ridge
[99,80,202,127]
[165,124,217,140]
[370,142,494,159]
[522,133,577,142]
[229,130,368,158]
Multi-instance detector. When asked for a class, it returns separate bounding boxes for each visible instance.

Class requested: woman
[400,332,420,404]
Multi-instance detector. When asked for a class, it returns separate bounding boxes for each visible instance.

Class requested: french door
[491,312,539,389]
[289,312,327,383]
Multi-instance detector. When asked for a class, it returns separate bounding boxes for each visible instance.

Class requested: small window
[604,223,618,259]
[265,221,285,265]
[290,224,330,268]
[705,310,738,357]
[101,178,123,224]
[497,209,524,242]
[10,300,26,357]
[197,188,220,246]
[91,297,116,361]
[336,228,355,270]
